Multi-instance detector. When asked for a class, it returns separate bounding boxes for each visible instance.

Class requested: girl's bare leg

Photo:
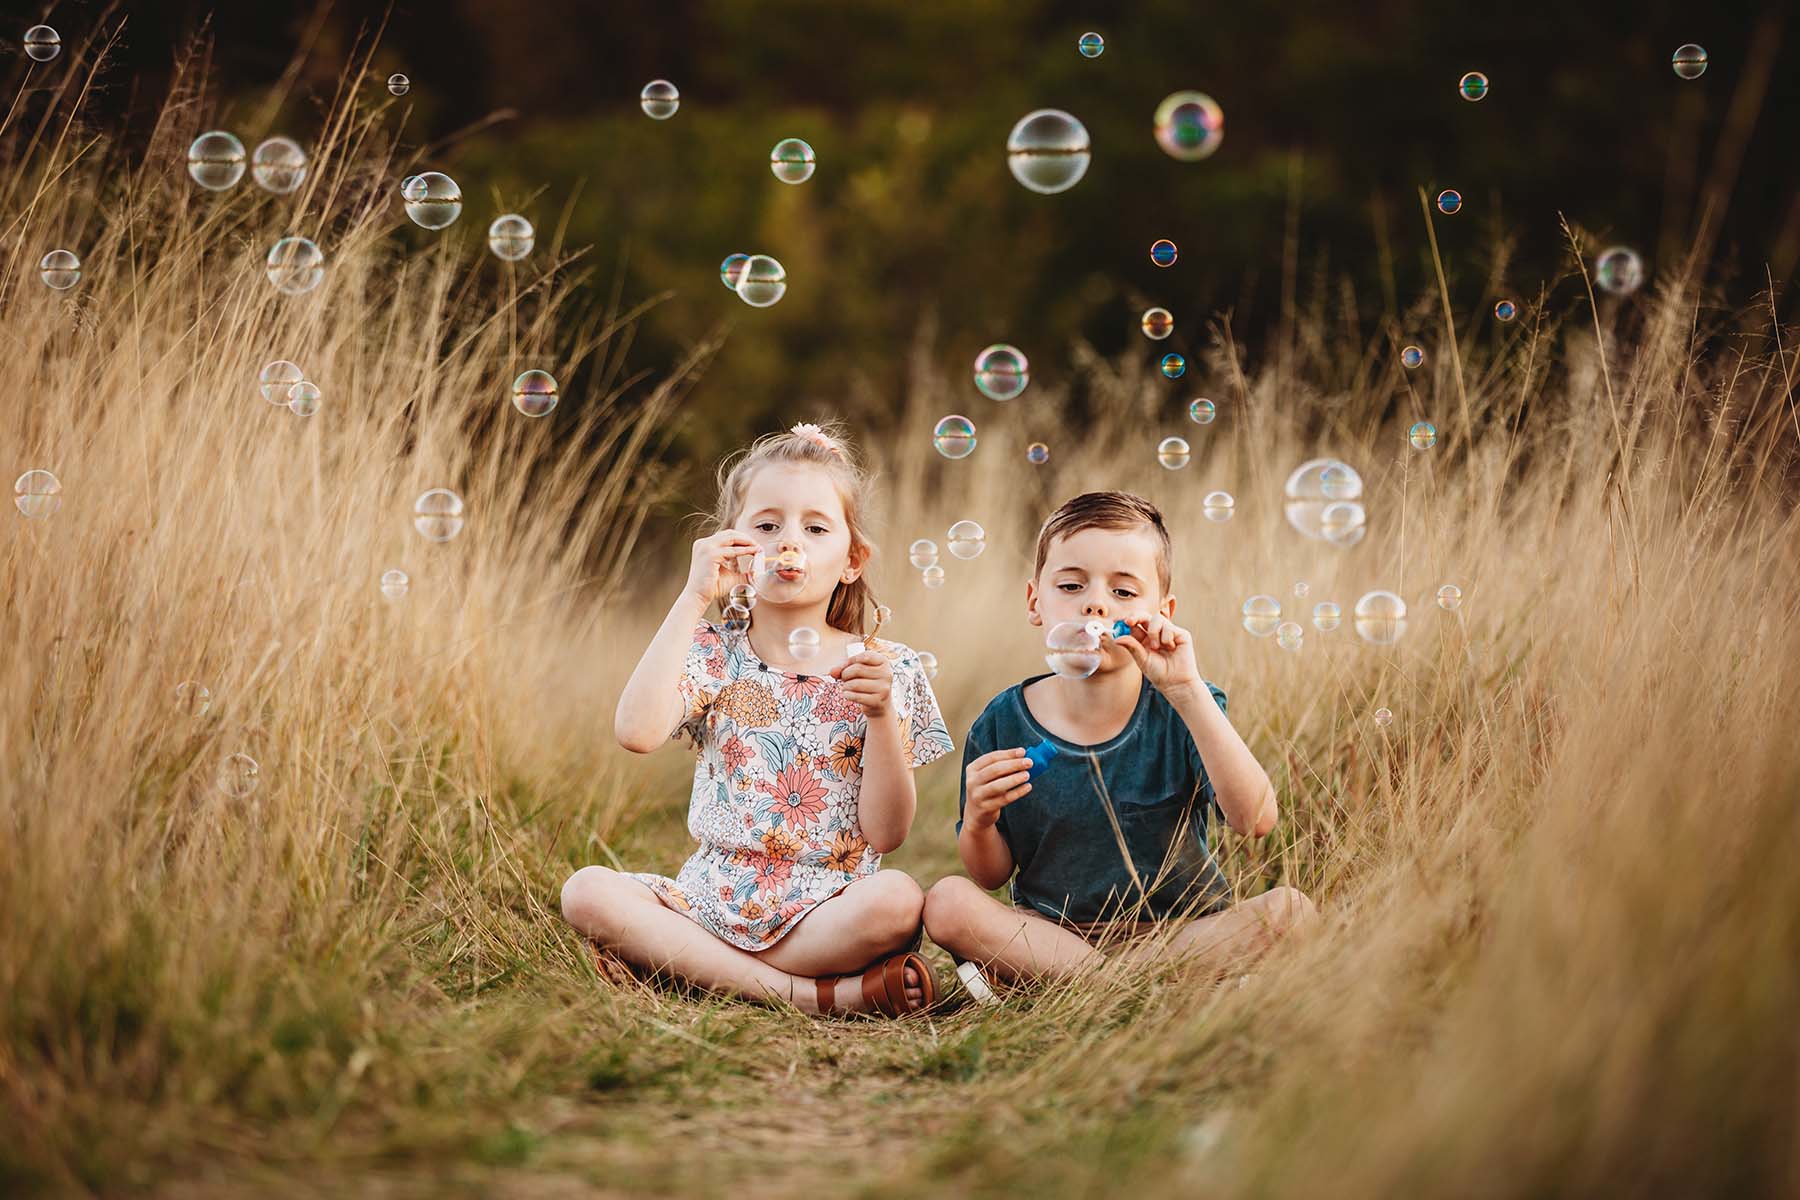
[755,869,928,1007]
[922,875,1103,983]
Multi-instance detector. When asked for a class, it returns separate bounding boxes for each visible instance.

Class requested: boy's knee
[864,869,925,943]
[923,875,983,947]
[560,865,618,932]
[1262,885,1318,934]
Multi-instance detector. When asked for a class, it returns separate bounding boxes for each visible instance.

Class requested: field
[5,35,1800,1200]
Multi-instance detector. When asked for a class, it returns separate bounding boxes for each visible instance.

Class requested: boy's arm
[958,741,1026,889]
[959,816,1016,891]
[1167,683,1276,837]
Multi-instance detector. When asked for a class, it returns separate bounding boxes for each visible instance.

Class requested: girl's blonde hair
[709,421,880,634]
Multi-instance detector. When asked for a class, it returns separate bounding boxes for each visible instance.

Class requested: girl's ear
[841,538,869,584]
[1025,578,1044,627]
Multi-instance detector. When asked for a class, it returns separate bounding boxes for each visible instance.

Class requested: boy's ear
[1162,592,1177,621]
[1025,578,1045,627]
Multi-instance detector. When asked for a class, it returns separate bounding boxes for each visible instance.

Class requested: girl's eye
[806,525,828,536]
[754,522,778,533]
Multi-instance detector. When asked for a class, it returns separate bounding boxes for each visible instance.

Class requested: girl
[561,422,953,1016]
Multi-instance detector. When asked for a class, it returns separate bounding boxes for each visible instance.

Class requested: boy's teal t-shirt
[955,674,1232,924]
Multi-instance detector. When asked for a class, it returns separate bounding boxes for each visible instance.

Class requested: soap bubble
[1242,595,1281,637]
[252,137,307,194]
[1284,459,1363,540]
[1458,71,1489,101]
[1321,501,1367,545]
[917,650,940,680]
[1409,421,1438,451]
[909,539,939,570]
[1312,601,1342,632]
[735,254,787,307]
[266,237,324,295]
[1494,299,1517,322]
[23,24,59,61]
[188,131,246,190]
[380,569,409,600]
[387,72,410,96]
[788,626,821,661]
[770,138,816,184]
[1354,590,1408,644]
[1150,239,1178,267]
[640,79,680,119]
[1672,44,1708,80]
[1141,307,1174,340]
[1373,707,1393,728]
[488,214,534,261]
[1027,442,1050,465]
[752,545,810,601]
[219,753,261,798]
[14,470,61,518]
[1157,436,1191,469]
[1401,345,1425,369]
[1436,188,1462,215]
[1189,398,1216,425]
[720,253,749,290]
[175,680,212,716]
[1276,621,1303,651]
[402,172,462,229]
[512,369,558,417]
[1045,619,1104,678]
[973,344,1030,400]
[1153,91,1224,161]
[1078,31,1104,58]
[933,415,977,459]
[871,604,892,628]
[38,249,79,290]
[1160,353,1186,379]
[723,603,751,634]
[1203,491,1234,521]
[729,582,757,610]
[1293,581,1310,598]
[1595,246,1644,295]
[287,380,321,417]
[1436,583,1463,611]
[413,488,465,542]
[947,520,986,559]
[921,564,946,589]
[259,360,304,404]
[1320,461,1359,500]
[1006,108,1091,194]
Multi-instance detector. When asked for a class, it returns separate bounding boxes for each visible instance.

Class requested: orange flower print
[760,761,829,827]
[740,899,767,923]
[760,825,803,861]
[721,734,754,775]
[828,734,862,778]
[782,673,828,703]
[753,856,793,897]
[824,830,867,874]
[713,678,780,727]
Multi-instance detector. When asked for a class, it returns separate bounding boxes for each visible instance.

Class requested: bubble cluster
[1045,620,1104,678]
[1354,590,1408,644]
[1153,91,1224,161]
[287,380,321,417]
[1141,307,1174,340]
[1027,442,1050,465]
[1436,188,1462,215]
[1321,501,1367,545]
[414,488,466,542]
[947,520,986,559]
[1188,398,1216,425]
[729,582,757,610]
[23,24,60,61]
[1312,601,1342,632]
[219,753,261,798]
[916,650,940,680]
[1458,71,1489,101]
[14,470,61,518]
[770,138,816,184]
[1672,44,1708,80]
[1596,246,1644,296]
[1078,31,1105,58]
[1284,458,1365,544]
[488,214,535,261]
[1150,239,1178,267]
[387,73,410,96]
[39,249,79,290]
[1401,345,1425,369]
[973,344,1029,400]
[788,626,821,662]
[176,680,212,716]
[266,237,324,295]
[640,80,680,119]
[512,370,558,418]
[259,360,304,404]
[1157,436,1190,469]
[402,172,463,229]
[1006,109,1091,195]
[1160,353,1186,379]
[735,255,787,307]
[1494,299,1517,322]
[187,131,246,190]
[381,569,410,600]
[719,253,749,290]
[1276,621,1304,651]
[252,137,307,194]
[909,539,939,569]
[1436,583,1463,611]
[1202,490,1234,521]
[1409,421,1438,451]
[1242,595,1281,637]
[933,415,977,459]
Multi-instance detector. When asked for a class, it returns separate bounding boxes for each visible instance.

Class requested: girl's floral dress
[627,620,953,951]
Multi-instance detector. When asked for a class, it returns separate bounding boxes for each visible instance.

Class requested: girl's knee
[865,869,925,942]
[560,865,619,930]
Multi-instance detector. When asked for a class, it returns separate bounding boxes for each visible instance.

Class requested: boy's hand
[963,748,1032,829]
[683,530,762,607]
[1114,615,1202,697]
[832,650,893,718]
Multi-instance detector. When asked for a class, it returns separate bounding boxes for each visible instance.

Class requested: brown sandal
[815,951,937,1017]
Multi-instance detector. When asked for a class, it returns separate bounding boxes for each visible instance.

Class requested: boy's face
[1027,523,1175,674]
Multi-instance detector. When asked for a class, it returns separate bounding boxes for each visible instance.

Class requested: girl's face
[732,462,862,608]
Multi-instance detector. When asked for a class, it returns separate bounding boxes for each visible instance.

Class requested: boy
[923,492,1316,999]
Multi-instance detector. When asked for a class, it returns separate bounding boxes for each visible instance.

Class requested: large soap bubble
[187,131,246,190]
[259,360,304,403]
[266,237,324,295]
[770,138,816,184]
[947,520,985,559]
[640,79,680,119]
[1045,619,1104,678]
[402,172,462,229]
[751,545,809,601]
[488,214,534,260]
[512,370,558,417]
[933,415,977,459]
[1354,590,1408,645]
[973,344,1029,400]
[413,488,466,542]
[387,73,410,96]
[1006,109,1091,195]
[1595,246,1644,295]
[252,137,307,194]
[1671,44,1708,80]
[1153,91,1223,161]
[1283,458,1363,541]
[219,753,261,798]
[908,539,938,569]
[14,470,61,518]
[23,24,60,61]
[735,255,787,307]
[39,249,79,290]
[287,380,321,417]
[1242,595,1281,637]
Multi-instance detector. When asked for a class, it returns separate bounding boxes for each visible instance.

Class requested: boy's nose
[1080,598,1109,617]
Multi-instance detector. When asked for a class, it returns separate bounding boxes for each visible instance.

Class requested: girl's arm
[835,650,913,853]
[614,530,761,753]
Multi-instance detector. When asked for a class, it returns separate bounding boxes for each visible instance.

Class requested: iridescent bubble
[1284,458,1363,541]
[1141,307,1174,340]
[1160,353,1186,379]
[1354,590,1408,645]
[488,214,534,261]
[1494,299,1517,322]
[252,137,307,194]
[259,360,304,404]
[947,520,986,559]
[219,753,261,798]
[512,369,558,417]
[266,237,324,295]
[770,138,816,184]
[729,582,757,610]
[640,79,680,119]
[788,626,821,662]
[1150,238,1178,267]
[39,249,79,290]
[1401,345,1425,369]
[723,603,751,634]
[1595,246,1644,296]
[1436,189,1462,215]
[1672,44,1708,80]
[387,72,410,96]
[380,568,409,600]
[1312,601,1342,632]
[1006,108,1091,195]
[720,253,749,290]
[1242,595,1281,637]
[1409,421,1438,451]
[751,545,810,601]
[1045,619,1104,678]
[1373,707,1393,728]
[1293,581,1310,598]
[916,650,940,680]
[1027,442,1050,465]
[1203,490,1234,521]
[1436,583,1463,611]
[188,131,246,190]
[1153,91,1224,161]
[908,538,939,570]
[1276,621,1304,651]
[1188,398,1216,425]
[1320,461,1359,500]
[1321,501,1367,546]
[402,172,462,229]
[23,24,59,61]
[1459,71,1489,101]
[921,564,946,589]
[1078,31,1105,58]
[14,470,61,518]
[933,415,977,459]
[287,380,321,417]
[175,680,212,716]
[413,488,465,542]
[973,344,1030,400]
[735,254,787,307]
[1157,436,1190,469]
[871,604,893,628]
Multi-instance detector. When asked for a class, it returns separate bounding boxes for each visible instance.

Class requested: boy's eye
[1113,589,1137,599]
[1058,582,1082,592]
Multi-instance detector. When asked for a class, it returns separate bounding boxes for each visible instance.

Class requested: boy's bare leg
[923,875,1103,983]
[1112,886,1318,975]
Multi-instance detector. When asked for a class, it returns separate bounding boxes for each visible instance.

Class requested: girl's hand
[1113,615,1202,696]
[832,650,893,718]
[963,748,1031,829]
[683,530,762,607]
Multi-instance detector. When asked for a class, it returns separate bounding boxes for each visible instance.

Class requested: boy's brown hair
[1033,491,1173,593]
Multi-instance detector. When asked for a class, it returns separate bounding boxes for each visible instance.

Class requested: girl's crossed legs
[560,866,929,1014]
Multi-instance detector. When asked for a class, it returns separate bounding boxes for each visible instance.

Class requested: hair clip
[789,421,844,458]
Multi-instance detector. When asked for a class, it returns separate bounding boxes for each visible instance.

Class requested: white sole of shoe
[956,960,999,1005]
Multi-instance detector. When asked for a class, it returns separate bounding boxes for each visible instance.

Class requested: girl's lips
[774,568,804,582]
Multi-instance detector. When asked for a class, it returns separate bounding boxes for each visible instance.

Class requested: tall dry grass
[5,27,1800,1200]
